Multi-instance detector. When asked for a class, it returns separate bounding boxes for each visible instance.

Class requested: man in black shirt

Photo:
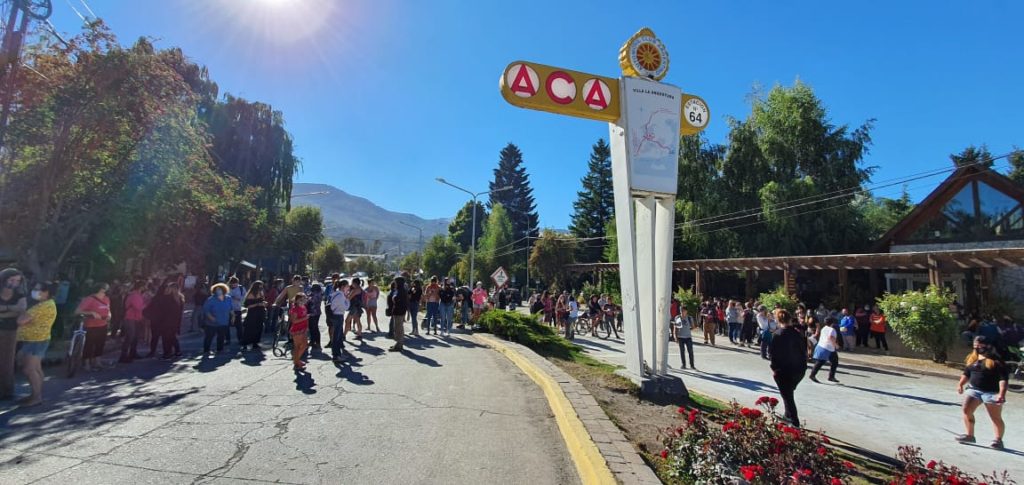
[769,311,807,427]
[439,282,456,336]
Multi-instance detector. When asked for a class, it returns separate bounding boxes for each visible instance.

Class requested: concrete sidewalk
[569,332,1024,478]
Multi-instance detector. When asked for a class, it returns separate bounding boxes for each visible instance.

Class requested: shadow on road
[842,384,960,407]
[675,369,778,393]
[240,350,266,367]
[401,349,441,367]
[294,370,316,394]
[192,354,232,373]
[839,363,914,379]
[334,361,373,386]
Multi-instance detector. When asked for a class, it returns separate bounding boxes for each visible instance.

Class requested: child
[288,293,310,371]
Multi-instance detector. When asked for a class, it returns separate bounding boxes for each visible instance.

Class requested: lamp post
[436,178,512,286]
[398,221,423,272]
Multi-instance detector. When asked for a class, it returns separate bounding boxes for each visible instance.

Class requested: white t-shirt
[330,289,350,315]
[817,325,837,352]
[569,300,579,318]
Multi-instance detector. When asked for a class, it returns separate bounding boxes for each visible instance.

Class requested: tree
[603,218,618,263]
[422,235,460,279]
[310,240,345,275]
[856,187,915,241]
[877,286,959,363]
[399,251,421,273]
[476,203,515,283]
[569,138,614,262]
[1007,149,1024,186]
[281,206,324,270]
[529,229,577,291]
[448,200,487,251]
[489,143,539,276]
[950,144,993,168]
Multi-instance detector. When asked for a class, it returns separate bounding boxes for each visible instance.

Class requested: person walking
[423,276,441,335]
[364,279,381,333]
[227,277,245,345]
[242,281,268,351]
[76,283,112,371]
[408,279,422,336]
[119,281,146,363]
[14,281,57,407]
[439,280,455,337]
[388,276,409,352]
[201,283,234,356]
[288,293,310,371]
[756,305,777,359]
[672,306,696,370]
[770,311,808,427]
[148,282,184,359]
[726,300,741,345]
[810,316,841,383]
[870,306,889,352]
[956,336,1010,449]
[329,279,351,362]
[838,308,856,351]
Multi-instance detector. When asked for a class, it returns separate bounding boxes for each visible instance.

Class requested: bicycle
[596,316,620,340]
[66,315,87,378]
[574,315,591,336]
[271,308,292,358]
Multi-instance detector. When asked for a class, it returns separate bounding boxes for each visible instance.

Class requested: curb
[478,334,661,485]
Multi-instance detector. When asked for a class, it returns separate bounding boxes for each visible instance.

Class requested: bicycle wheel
[66,335,84,378]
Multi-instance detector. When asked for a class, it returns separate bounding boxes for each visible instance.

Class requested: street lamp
[436,177,512,286]
[398,221,423,271]
[291,191,329,198]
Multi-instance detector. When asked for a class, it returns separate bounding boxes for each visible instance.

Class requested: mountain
[292,183,449,254]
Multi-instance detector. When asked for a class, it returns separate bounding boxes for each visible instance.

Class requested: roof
[873,164,1024,251]
[564,247,1024,273]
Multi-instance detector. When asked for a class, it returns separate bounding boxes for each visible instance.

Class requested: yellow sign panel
[500,61,621,123]
[679,94,710,136]
[619,27,670,81]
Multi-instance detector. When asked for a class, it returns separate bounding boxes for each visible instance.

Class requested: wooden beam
[969,257,994,268]
[928,255,942,288]
[838,268,849,310]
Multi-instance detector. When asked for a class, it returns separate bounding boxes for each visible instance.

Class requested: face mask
[31,290,41,300]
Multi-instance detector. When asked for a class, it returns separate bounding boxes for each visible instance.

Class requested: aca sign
[500,61,620,122]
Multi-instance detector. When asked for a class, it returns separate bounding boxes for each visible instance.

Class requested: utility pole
[436,178,512,286]
[398,221,422,272]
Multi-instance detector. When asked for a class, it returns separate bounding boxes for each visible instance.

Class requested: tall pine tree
[569,139,614,262]
[489,143,540,282]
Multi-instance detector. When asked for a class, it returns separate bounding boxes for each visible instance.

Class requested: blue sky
[50,0,1024,229]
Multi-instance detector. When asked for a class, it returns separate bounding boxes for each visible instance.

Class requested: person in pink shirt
[75,283,112,371]
[471,282,487,323]
[118,280,146,363]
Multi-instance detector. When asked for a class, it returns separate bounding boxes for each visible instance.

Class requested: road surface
[0,326,580,485]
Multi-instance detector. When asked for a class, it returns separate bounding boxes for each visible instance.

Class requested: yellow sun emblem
[619,28,670,81]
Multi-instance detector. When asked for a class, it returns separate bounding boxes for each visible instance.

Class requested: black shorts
[83,327,107,359]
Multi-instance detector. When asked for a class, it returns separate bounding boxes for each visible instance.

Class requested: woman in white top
[810,316,841,383]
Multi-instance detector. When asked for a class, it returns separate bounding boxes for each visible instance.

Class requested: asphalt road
[0,323,580,485]
[569,330,1024,478]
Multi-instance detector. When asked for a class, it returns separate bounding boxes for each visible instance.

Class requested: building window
[910,180,1024,242]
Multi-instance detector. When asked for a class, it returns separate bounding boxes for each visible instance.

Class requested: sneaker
[991,439,1004,450]
[955,434,976,444]
[809,376,820,383]
[828,378,840,383]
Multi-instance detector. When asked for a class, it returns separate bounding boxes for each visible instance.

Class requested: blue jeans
[728,322,740,343]
[408,302,419,332]
[461,303,470,325]
[330,314,346,358]
[425,302,440,332]
[760,330,773,359]
[440,302,454,333]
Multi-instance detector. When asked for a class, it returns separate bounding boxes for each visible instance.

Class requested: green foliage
[422,234,460,279]
[949,144,993,168]
[675,82,875,259]
[602,218,618,263]
[477,310,582,361]
[476,203,515,279]
[876,286,958,363]
[529,229,576,292]
[855,188,915,241]
[569,138,614,263]
[758,286,798,314]
[399,251,421,273]
[674,287,701,315]
[489,143,539,282]
[447,200,487,252]
[1007,148,1024,186]
[310,241,345,275]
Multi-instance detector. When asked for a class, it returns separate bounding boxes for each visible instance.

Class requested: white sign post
[500,28,709,393]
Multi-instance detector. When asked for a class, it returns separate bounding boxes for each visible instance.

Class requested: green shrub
[876,286,958,363]
[477,309,583,360]
[757,286,798,314]
[674,287,701,315]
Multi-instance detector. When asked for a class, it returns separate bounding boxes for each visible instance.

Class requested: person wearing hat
[956,335,1009,449]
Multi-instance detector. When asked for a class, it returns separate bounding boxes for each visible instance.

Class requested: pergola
[564,247,1024,307]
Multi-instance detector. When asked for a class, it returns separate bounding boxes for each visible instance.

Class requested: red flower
[821,435,831,444]
[905,475,917,485]
[768,397,779,407]
[831,479,843,485]
[722,421,742,432]
[740,408,763,419]
[842,461,855,470]
[816,446,828,456]
[755,396,770,405]
[802,468,813,476]
[677,406,686,414]
[660,449,668,459]
[926,460,937,470]
[740,465,765,480]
